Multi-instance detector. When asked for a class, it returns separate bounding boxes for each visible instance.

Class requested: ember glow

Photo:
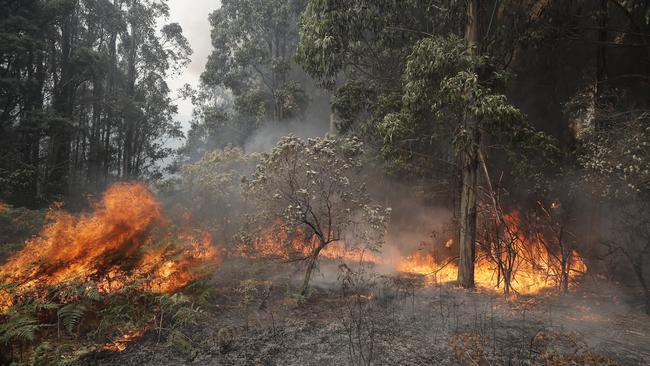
[104,329,145,352]
[0,182,221,310]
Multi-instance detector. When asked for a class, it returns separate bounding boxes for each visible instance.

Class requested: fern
[172,305,202,328]
[57,303,86,334]
[30,341,55,366]
[0,312,41,344]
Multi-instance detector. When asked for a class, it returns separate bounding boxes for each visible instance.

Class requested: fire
[104,329,145,352]
[236,220,382,264]
[396,212,587,294]
[0,182,221,310]
[396,251,458,284]
[238,210,587,295]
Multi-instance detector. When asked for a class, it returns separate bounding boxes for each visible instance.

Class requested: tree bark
[457,0,480,289]
[595,0,608,131]
[301,244,325,295]
[458,140,479,288]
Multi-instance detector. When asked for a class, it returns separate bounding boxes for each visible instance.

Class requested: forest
[0,0,649,365]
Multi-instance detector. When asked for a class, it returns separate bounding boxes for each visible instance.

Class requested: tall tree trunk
[457,0,480,289]
[18,48,46,206]
[122,22,138,178]
[595,0,608,130]
[458,138,479,288]
[48,4,77,198]
[103,15,119,186]
[89,76,103,188]
[589,0,608,254]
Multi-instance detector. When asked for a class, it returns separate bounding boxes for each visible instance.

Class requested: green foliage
[0,311,41,344]
[376,35,559,178]
[0,204,45,259]
[296,0,464,88]
[180,147,258,239]
[201,0,309,122]
[154,293,204,359]
[0,0,191,204]
[30,341,56,366]
[57,303,86,335]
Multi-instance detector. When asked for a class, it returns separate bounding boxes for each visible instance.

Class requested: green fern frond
[57,303,87,334]
[0,312,41,343]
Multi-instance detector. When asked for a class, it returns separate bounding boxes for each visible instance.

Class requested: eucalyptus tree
[0,0,191,205]
[297,0,557,288]
[202,0,309,124]
[0,0,50,205]
[117,1,190,179]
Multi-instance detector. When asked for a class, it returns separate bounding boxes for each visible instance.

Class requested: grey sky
[166,0,221,130]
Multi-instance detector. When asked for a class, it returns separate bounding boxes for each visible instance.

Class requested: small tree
[243,135,390,295]
[181,147,258,239]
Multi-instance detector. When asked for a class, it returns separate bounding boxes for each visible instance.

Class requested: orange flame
[396,212,587,294]
[0,182,221,311]
[103,329,145,352]
[241,212,587,296]
[236,220,382,264]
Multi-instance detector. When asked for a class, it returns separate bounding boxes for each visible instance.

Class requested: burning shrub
[0,182,221,363]
[477,207,587,295]
[242,135,391,295]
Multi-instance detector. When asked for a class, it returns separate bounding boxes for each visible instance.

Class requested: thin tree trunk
[122,19,138,178]
[633,262,649,315]
[595,0,608,130]
[301,244,325,295]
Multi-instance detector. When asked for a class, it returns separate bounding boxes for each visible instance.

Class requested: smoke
[243,118,331,153]
[243,85,333,153]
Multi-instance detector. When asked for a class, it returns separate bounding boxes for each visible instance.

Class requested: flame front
[241,214,587,295]
[0,182,221,311]
[396,212,587,294]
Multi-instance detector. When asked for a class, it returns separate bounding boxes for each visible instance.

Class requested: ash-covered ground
[82,260,650,366]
